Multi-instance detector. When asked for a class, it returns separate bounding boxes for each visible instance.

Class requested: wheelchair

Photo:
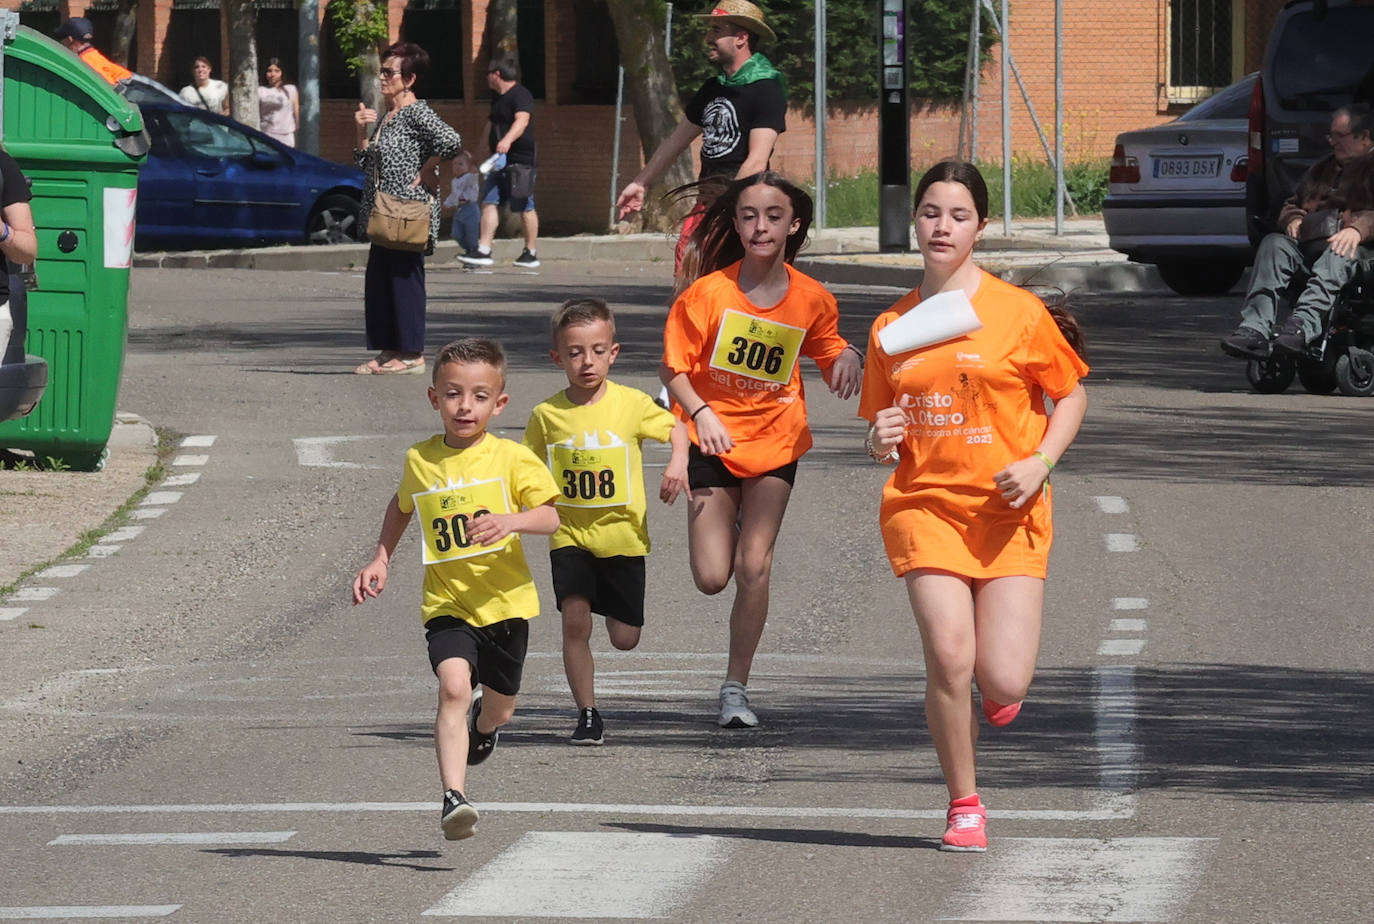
[1246,257,1374,397]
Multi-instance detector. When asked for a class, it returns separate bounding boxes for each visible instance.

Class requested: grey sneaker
[459,247,493,267]
[513,248,541,268]
[440,789,479,840]
[1219,326,1271,360]
[717,680,758,728]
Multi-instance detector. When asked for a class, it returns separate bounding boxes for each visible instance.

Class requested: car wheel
[1156,261,1246,297]
[1245,355,1294,394]
[1335,348,1374,397]
[307,193,362,245]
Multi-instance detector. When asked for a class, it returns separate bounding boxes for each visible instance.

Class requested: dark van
[1245,0,1374,241]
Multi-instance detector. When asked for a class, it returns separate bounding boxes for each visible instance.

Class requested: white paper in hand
[877,289,982,355]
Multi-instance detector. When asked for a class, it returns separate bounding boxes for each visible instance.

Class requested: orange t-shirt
[857,271,1089,578]
[79,47,133,85]
[663,261,849,478]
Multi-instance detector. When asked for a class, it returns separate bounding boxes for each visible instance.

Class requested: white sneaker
[717,680,758,728]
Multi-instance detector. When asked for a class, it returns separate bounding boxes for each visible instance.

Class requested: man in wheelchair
[1220,104,1374,360]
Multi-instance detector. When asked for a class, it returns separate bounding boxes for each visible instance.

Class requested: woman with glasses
[352,42,462,376]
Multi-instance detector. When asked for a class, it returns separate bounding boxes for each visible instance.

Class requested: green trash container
[0,19,147,471]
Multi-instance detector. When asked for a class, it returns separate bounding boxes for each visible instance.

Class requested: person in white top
[179,57,229,115]
[257,58,300,147]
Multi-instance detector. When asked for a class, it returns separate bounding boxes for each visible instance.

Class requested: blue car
[122,83,364,250]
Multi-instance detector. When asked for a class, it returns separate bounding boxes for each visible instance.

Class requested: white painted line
[84,545,120,559]
[1093,495,1128,514]
[105,526,145,542]
[1109,618,1146,633]
[50,831,295,846]
[171,454,209,466]
[939,837,1213,922]
[180,435,217,448]
[0,908,181,920]
[0,798,1131,822]
[1094,665,1140,797]
[35,565,88,579]
[11,587,58,601]
[1112,597,1148,610]
[423,832,729,918]
[129,509,165,521]
[1098,639,1145,657]
[0,608,27,621]
[140,491,183,506]
[1105,533,1140,552]
[291,436,389,470]
[162,472,201,487]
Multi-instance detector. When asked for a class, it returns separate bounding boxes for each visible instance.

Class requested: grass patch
[806,159,1110,226]
[0,427,180,599]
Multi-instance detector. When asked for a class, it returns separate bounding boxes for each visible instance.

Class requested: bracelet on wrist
[689,404,711,421]
[1032,450,1055,472]
[0,223,11,244]
[865,424,899,464]
[844,342,864,366]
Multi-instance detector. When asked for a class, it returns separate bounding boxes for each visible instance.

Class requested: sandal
[376,357,426,375]
[353,359,385,375]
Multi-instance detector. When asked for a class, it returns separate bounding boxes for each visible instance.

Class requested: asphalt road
[1,259,1371,922]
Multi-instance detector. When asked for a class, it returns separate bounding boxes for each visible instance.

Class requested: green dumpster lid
[6,25,144,136]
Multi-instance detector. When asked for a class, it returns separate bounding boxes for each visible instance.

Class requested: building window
[256,0,299,85]
[166,4,223,90]
[571,0,619,104]
[400,0,464,100]
[516,0,545,99]
[1168,0,1233,104]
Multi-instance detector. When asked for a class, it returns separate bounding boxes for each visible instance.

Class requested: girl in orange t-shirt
[859,161,1089,853]
[661,171,862,730]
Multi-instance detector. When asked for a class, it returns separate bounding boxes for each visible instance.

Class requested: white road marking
[0,607,27,621]
[1105,533,1140,552]
[104,526,145,542]
[423,831,728,918]
[1098,639,1145,657]
[939,837,1213,922]
[129,509,165,520]
[1093,495,1128,514]
[162,472,200,486]
[0,907,181,920]
[1094,665,1140,798]
[0,798,1131,822]
[49,831,295,846]
[35,565,88,579]
[1109,618,1146,633]
[292,436,390,470]
[84,545,120,558]
[11,587,57,601]
[179,435,217,448]
[1112,597,1148,609]
[170,454,209,466]
[140,491,183,505]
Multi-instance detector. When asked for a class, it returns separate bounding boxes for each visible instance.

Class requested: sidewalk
[133,217,1167,293]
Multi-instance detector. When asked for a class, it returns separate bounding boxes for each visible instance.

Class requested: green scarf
[718,53,785,96]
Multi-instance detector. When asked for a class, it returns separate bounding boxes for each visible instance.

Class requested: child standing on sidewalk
[352,338,560,840]
[524,298,690,744]
[442,150,481,254]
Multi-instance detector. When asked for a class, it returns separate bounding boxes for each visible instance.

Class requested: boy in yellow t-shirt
[524,298,689,745]
[352,338,560,841]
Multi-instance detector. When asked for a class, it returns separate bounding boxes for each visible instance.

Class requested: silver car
[1104,73,1257,295]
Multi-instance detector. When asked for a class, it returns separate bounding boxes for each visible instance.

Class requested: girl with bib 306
[860,161,1088,852]
[660,171,862,730]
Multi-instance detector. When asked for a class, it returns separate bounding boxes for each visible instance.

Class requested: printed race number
[548,444,631,508]
[708,309,806,385]
[412,477,513,564]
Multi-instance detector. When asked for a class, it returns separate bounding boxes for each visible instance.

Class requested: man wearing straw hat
[615,1,787,272]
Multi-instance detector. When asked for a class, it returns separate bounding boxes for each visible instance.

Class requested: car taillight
[1109,144,1140,184]
[1247,77,1264,175]
[1231,156,1248,183]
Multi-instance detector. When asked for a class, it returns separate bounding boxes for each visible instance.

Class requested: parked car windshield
[1271,5,1374,109]
[1177,74,1256,122]
[164,110,280,160]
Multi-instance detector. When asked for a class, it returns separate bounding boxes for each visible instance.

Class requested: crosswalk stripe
[48,832,296,846]
[0,907,181,920]
[422,832,729,919]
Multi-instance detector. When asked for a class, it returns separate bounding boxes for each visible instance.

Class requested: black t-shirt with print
[683,76,787,179]
[488,83,536,167]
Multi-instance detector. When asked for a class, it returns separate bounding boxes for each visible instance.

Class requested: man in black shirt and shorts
[615,1,787,275]
[460,57,541,269]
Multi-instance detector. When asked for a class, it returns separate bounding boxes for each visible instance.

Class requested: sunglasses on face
[380,67,399,78]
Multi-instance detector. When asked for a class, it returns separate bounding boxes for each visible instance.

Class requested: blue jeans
[451,202,480,252]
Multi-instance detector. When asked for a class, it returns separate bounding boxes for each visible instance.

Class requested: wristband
[0,223,10,244]
[1032,450,1055,472]
[689,404,711,421]
[844,342,864,365]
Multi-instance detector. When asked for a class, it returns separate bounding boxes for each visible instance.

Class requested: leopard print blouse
[353,100,462,251]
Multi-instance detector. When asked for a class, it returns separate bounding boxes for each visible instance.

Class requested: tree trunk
[111,0,137,67]
[485,0,519,65]
[605,0,695,232]
[357,46,382,115]
[226,0,260,128]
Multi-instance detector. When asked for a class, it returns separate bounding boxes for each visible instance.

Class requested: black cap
[54,17,94,41]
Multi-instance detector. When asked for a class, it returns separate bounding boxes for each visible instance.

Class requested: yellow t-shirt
[523,380,678,557]
[395,433,560,626]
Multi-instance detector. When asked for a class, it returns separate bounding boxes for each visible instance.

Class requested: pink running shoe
[941,800,988,852]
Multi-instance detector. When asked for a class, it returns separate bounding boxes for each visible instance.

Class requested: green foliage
[327,0,389,75]
[669,1,993,106]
